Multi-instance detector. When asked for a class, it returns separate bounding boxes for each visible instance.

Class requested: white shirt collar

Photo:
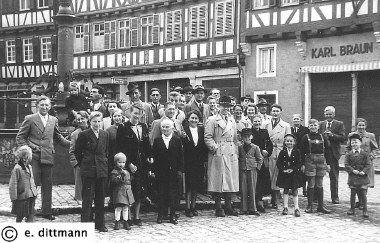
[38,113,48,120]
[162,133,173,140]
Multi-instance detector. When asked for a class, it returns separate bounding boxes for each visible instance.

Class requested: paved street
[0,172,379,243]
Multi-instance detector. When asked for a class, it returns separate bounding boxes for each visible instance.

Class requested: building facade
[71,0,242,101]
[241,0,380,136]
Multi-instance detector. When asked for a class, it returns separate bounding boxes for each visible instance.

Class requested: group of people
[9,82,377,232]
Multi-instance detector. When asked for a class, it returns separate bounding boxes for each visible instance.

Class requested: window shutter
[16,38,22,63]
[104,21,110,50]
[33,37,40,62]
[51,35,57,61]
[30,0,36,9]
[225,0,234,35]
[84,24,90,52]
[152,14,160,44]
[165,11,173,43]
[199,5,208,38]
[110,21,116,49]
[130,17,138,47]
[0,41,5,64]
[215,2,224,37]
[245,0,251,10]
[189,7,197,40]
[173,10,182,42]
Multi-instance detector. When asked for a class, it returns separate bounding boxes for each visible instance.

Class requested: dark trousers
[329,155,340,201]
[81,177,106,228]
[31,160,53,216]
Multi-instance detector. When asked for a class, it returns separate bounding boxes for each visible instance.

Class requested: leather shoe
[185,209,194,217]
[355,202,361,208]
[156,215,163,224]
[347,209,355,215]
[317,206,331,214]
[191,208,198,216]
[224,207,238,216]
[133,218,142,226]
[282,208,288,215]
[215,208,225,217]
[42,215,55,220]
[123,220,131,230]
[127,219,133,226]
[249,211,260,216]
[97,226,108,232]
[170,218,178,225]
[305,206,313,213]
[332,199,340,204]
[363,212,369,218]
[294,209,301,217]
[257,205,265,213]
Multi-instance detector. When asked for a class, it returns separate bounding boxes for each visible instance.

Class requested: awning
[300,61,380,73]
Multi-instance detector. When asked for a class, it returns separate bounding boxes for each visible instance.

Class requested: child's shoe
[114,220,120,230]
[347,208,355,215]
[282,208,288,215]
[363,211,369,218]
[124,220,131,230]
[294,209,301,217]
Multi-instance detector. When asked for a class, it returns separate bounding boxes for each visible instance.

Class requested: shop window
[165,10,182,44]
[23,38,33,62]
[74,24,90,53]
[40,37,51,61]
[189,4,208,40]
[93,23,105,51]
[215,0,234,37]
[6,40,16,63]
[141,15,160,46]
[256,44,276,78]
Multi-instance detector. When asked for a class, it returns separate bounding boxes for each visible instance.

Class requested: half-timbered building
[241,0,380,136]
[70,0,241,101]
[0,0,57,128]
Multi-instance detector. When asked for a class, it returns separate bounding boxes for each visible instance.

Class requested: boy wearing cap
[345,133,371,218]
[238,128,263,215]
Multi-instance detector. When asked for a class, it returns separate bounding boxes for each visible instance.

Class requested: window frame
[256,44,276,78]
[74,25,84,53]
[23,38,33,63]
[20,0,30,11]
[118,19,131,49]
[140,14,160,46]
[40,36,52,62]
[6,40,16,64]
[189,4,208,41]
[252,0,270,10]
[281,0,299,6]
[38,0,49,8]
[92,22,105,52]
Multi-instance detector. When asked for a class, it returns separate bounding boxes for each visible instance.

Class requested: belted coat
[204,114,239,193]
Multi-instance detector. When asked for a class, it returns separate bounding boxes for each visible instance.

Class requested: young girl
[9,145,38,222]
[345,133,371,218]
[111,152,135,230]
[276,134,302,217]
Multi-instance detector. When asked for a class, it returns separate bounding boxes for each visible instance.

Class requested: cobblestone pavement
[0,172,379,243]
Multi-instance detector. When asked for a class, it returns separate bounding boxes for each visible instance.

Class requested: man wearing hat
[182,85,194,104]
[121,82,153,126]
[183,85,210,125]
[257,98,271,128]
[240,94,254,116]
[263,104,291,209]
[149,88,164,120]
[204,96,239,217]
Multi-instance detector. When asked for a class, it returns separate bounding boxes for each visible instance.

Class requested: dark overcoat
[276,149,302,189]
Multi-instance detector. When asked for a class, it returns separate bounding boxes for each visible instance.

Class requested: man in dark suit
[16,96,70,220]
[90,85,107,117]
[149,88,164,120]
[152,119,184,224]
[319,106,346,204]
[291,114,310,196]
[74,111,109,232]
[183,85,210,125]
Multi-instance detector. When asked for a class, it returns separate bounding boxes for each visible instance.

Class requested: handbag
[351,173,370,186]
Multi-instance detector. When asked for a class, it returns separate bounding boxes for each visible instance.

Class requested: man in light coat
[204,96,239,217]
[16,96,70,220]
[264,104,291,209]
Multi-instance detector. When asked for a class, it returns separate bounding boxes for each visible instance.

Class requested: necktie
[327,122,331,131]
[42,116,47,127]
[294,127,298,133]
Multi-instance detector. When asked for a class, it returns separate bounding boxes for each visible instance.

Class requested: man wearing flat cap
[183,85,210,125]
[121,82,153,127]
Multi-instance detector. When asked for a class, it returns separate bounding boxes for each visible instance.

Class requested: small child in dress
[276,134,302,217]
[9,145,38,222]
[110,152,135,230]
[345,133,371,218]
[238,128,263,215]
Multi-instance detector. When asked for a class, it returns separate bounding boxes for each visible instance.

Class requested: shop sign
[311,42,373,58]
